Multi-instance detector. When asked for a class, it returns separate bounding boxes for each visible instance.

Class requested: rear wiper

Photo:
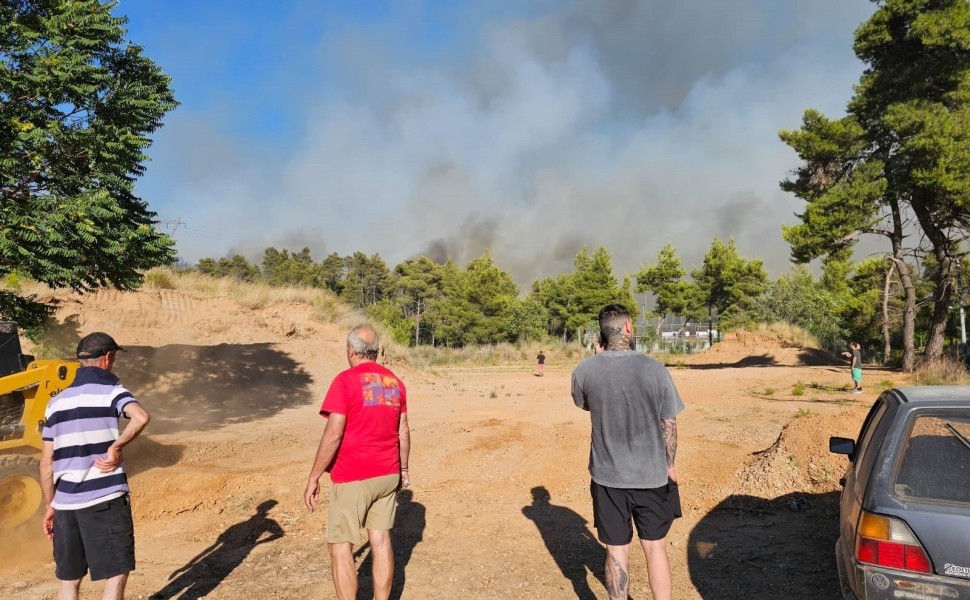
[944,423,970,451]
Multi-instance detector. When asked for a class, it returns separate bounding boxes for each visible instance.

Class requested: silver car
[830,386,970,599]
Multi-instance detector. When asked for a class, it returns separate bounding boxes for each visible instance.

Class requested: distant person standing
[537,350,546,376]
[849,342,863,393]
[40,332,151,600]
[305,324,410,600]
[572,305,685,600]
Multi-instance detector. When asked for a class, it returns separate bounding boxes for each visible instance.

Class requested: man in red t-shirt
[304,324,411,600]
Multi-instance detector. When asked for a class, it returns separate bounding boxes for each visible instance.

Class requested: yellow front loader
[0,322,78,529]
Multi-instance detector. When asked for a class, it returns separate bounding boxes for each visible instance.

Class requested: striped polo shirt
[42,367,138,510]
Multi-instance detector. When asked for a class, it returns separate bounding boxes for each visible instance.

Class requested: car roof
[892,386,970,405]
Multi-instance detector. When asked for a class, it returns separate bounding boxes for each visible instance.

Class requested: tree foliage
[780,0,970,367]
[194,239,917,357]
[692,238,768,330]
[340,252,391,307]
[0,0,178,325]
[261,247,319,287]
[391,256,444,345]
[636,244,703,332]
[197,255,260,282]
[760,265,843,348]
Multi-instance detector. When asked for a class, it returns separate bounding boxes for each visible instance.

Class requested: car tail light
[855,512,932,574]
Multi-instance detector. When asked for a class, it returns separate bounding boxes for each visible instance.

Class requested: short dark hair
[598,304,631,344]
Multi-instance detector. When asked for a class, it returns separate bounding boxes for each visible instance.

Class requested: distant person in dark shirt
[536,351,546,376]
[842,342,863,393]
[850,342,863,393]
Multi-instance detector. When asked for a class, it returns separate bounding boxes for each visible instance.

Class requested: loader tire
[0,455,43,529]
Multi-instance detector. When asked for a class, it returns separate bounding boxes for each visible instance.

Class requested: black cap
[76,332,124,359]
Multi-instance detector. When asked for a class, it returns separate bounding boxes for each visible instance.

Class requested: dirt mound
[735,409,867,498]
[679,331,843,367]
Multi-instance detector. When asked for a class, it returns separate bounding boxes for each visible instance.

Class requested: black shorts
[53,494,135,581]
[591,479,682,544]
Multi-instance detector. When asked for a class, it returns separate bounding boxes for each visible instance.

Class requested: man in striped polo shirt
[40,332,151,600]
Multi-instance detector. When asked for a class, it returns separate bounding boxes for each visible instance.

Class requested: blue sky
[119,0,877,283]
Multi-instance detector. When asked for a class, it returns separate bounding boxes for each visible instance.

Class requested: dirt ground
[0,288,911,599]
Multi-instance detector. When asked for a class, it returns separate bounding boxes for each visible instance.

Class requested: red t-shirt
[320,362,407,483]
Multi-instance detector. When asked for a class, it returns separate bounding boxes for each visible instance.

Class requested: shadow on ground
[522,486,606,600]
[672,348,843,370]
[355,489,426,600]
[125,435,183,475]
[150,499,284,600]
[115,344,314,434]
[688,491,841,600]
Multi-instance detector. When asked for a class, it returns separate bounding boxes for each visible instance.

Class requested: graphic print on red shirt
[361,373,402,407]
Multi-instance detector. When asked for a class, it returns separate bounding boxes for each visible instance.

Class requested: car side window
[853,398,888,474]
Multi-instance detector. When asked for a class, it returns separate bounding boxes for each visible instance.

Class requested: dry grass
[911,357,970,386]
[753,322,821,349]
[405,339,585,369]
[149,268,331,309]
[152,269,587,369]
[148,268,387,338]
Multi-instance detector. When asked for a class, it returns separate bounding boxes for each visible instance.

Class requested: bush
[144,268,175,289]
[912,357,970,386]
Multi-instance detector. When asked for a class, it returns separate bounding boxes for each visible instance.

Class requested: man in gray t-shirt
[572,304,685,600]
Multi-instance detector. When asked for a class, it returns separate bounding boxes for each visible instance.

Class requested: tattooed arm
[662,417,677,481]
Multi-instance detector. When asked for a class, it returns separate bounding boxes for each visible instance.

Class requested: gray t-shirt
[572,350,685,489]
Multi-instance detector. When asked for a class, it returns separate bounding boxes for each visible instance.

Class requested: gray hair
[347,324,380,360]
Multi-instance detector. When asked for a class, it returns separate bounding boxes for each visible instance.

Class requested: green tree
[197,255,259,282]
[0,0,178,326]
[635,244,703,334]
[426,259,473,347]
[461,250,519,344]
[760,265,843,349]
[567,246,637,338]
[365,299,412,345]
[845,257,903,359]
[782,0,970,367]
[855,0,970,360]
[529,273,575,341]
[261,247,318,287]
[341,252,391,307]
[692,239,768,332]
[318,252,345,294]
[529,247,636,342]
[503,297,549,343]
[780,111,917,369]
[392,256,444,346]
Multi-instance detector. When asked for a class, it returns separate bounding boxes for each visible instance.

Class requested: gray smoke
[158,0,877,284]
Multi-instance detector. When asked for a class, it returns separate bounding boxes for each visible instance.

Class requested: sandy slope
[0,288,909,599]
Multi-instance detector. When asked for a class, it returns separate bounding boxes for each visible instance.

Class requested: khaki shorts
[327,474,400,544]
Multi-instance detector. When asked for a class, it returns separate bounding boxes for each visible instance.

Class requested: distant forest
[189,238,966,365]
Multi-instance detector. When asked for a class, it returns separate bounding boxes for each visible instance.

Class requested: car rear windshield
[893,413,970,505]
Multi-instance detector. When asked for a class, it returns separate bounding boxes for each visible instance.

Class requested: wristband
[401,467,409,470]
